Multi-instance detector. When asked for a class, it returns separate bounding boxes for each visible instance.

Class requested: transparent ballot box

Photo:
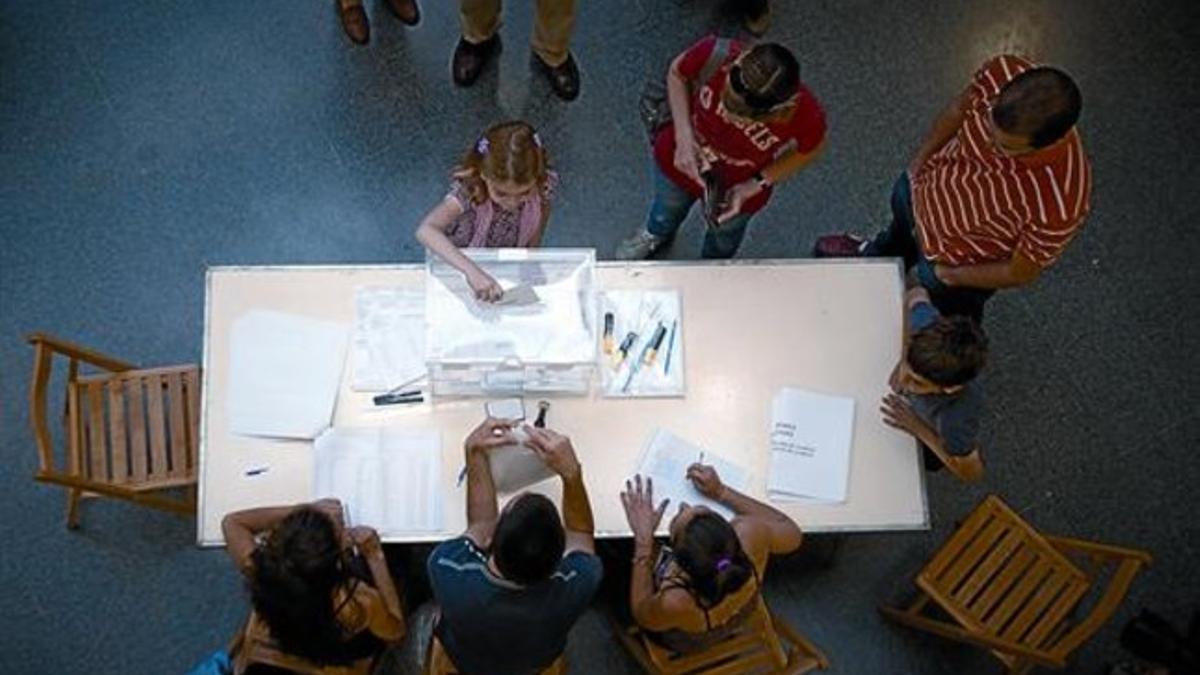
[424,249,598,396]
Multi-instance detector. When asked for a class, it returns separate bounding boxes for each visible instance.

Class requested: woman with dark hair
[619,465,803,652]
[617,35,826,260]
[222,499,405,673]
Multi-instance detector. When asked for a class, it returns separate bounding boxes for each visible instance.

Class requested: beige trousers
[460,0,576,66]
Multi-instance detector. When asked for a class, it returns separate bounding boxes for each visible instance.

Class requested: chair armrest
[1050,557,1149,657]
[27,332,136,372]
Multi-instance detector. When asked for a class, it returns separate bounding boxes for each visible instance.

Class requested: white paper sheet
[227,309,350,439]
[352,287,426,392]
[767,388,856,504]
[313,427,444,535]
[600,290,685,398]
[635,429,748,520]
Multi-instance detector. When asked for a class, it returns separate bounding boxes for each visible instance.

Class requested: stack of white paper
[227,310,350,439]
[313,427,444,536]
[635,429,748,520]
[351,287,426,392]
[767,388,855,504]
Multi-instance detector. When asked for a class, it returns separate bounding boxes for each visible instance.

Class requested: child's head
[901,315,988,395]
[454,121,549,211]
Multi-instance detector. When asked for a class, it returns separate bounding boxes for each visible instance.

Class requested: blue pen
[663,319,678,375]
[244,466,269,477]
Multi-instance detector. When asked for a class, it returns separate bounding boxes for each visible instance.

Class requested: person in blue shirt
[881,285,989,483]
[427,418,602,675]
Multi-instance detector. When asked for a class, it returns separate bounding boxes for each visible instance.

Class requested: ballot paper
[494,284,541,307]
[313,427,444,535]
[767,388,855,504]
[351,286,426,392]
[635,429,748,520]
[227,309,350,439]
[600,290,685,398]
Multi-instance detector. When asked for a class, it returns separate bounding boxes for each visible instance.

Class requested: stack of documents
[227,309,350,439]
[313,427,444,536]
[351,286,426,392]
[767,388,855,504]
[635,429,748,520]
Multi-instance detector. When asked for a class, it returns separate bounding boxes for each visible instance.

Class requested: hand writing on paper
[686,463,726,501]
[466,269,504,303]
[621,474,669,543]
[525,427,582,480]
[464,417,517,455]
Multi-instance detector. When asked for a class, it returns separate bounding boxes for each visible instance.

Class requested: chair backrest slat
[184,368,201,472]
[166,373,188,479]
[950,528,1023,607]
[982,558,1055,633]
[923,503,996,580]
[937,516,1011,592]
[144,373,169,480]
[126,377,149,482]
[106,379,129,484]
[1020,578,1091,649]
[998,569,1076,643]
[86,381,108,481]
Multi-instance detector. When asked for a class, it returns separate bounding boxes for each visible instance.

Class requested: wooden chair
[27,332,200,528]
[611,597,830,674]
[230,611,377,675]
[425,633,567,675]
[880,495,1152,674]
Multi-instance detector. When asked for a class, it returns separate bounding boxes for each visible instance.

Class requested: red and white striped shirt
[912,55,1092,267]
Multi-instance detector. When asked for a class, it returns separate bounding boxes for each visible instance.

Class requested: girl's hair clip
[715,556,734,573]
[476,137,490,154]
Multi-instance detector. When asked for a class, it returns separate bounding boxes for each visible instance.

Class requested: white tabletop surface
[197,259,927,545]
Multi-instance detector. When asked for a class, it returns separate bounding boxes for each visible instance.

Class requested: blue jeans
[865,173,994,322]
[646,160,753,259]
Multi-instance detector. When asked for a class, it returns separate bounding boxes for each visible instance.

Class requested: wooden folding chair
[611,597,830,675]
[27,332,200,528]
[425,633,566,675]
[880,495,1152,674]
[230,611,377,675]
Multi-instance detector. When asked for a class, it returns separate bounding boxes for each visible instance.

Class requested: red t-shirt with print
[652,35,827,215]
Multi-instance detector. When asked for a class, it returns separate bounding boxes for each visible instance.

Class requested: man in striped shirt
[815,55,1092,319]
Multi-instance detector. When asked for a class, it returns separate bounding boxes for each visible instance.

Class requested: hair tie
[476,137,490,154]
[715,556,734,573]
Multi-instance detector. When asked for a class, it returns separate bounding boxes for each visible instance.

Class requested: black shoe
[533,52,580,101]
[452,35,500,87]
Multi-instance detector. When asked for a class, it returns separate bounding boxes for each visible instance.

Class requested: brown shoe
[385,0,420,26]
[533,52,580,101]
[452,35,500,87]
[337,0,369,45]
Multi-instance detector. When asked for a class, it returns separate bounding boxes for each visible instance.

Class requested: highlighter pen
[642,323,668,366]
[602,312,615,354]
[612,331,638,367]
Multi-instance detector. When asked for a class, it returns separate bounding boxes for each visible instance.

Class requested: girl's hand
[717,179,763,223]
[620,474,669,543]
[673,131,707,184]
[467,269,503,302]
[686,463,725,501]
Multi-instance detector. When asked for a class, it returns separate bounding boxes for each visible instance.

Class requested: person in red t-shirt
[616,36,826,260]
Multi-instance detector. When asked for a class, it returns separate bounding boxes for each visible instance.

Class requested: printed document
[767,388,855,504]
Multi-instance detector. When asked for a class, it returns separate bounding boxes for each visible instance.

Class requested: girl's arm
[688,465,803,555]
[348,527,406,642]
[221,499,344,574]
[414,197,502,301]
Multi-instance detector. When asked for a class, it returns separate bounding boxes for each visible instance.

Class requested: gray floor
[2,1,1199,673]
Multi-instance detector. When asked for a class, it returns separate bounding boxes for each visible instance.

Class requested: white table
[197,260,928,545]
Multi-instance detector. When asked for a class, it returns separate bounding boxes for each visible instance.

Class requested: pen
[244,466,269,477]
[663,319,678,375]
[642,323,668,366]
[612,331,638,367]
[602,312,615,354]
[373,389,424,406]
[456,464,468,487]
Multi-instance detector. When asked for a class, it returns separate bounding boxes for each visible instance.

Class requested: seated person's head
[492,493,566,585]
[250,506,353,664]
[723,43,800,122]
[991,66,1082,154]
[900,316,988,395]
[668,505,755,609]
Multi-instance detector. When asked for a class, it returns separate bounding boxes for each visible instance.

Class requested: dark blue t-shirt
[428,536,602,675]
[907,301,983,457]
